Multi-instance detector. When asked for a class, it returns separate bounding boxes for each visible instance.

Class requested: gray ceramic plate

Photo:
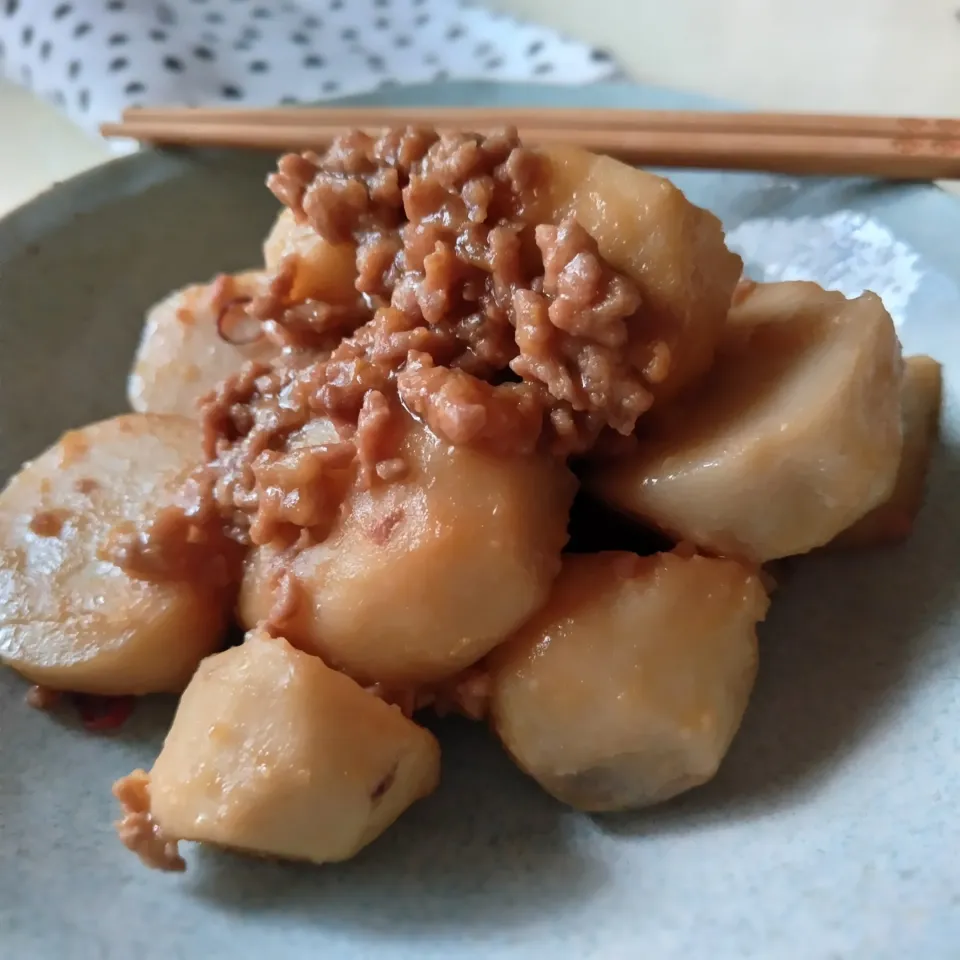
[2,82,959,960]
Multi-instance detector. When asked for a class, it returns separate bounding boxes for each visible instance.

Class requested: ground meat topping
[249,441,356,545]
[537,218,639,347]
[113,770,186,872]
[151,127,682,554]
[355,389,406,488]
[193,358,370,546]
[245,258,366,353]
[397,351,543,456]
[511,219,652,436]
[267,127,545,371]
[101,468,242,583]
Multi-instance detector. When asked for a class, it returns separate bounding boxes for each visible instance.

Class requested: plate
[1,81,959,960]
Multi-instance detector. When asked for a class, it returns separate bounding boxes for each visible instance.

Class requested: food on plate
[586,281,904,562]
[128,272,280,418]
[489,549,767,811]
[541,145,743,402]
[0,126,940,873]
[261,207,361,306]
[0,414,232,695]
[260,127,742,449]
[114,630,439,870]
[831,354,942,548]
[239,411,576,685]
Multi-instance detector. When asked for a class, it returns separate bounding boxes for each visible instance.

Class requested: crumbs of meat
[136,127,663,558]
[113,770,186,872]
[100,469,244,585]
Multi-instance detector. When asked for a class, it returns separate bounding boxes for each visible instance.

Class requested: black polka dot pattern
[0,0,618,138]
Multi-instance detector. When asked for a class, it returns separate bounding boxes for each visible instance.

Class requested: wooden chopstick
[119,105,960,141]
[100,109,960,180]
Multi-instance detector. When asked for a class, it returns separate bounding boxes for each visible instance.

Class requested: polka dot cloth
[0,0,619,152]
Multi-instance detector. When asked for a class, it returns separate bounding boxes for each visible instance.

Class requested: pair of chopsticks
[101,106,960,180]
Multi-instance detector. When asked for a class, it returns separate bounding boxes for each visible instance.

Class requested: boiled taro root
[489,550,768,811]
[240,411,577,686]
[128,272,279,418]
[831,354,942,548]
[262,207,361,305]
[0,414,232,695]
[540,145,744,402]
[586,281,904,562]
[116,631,440,869]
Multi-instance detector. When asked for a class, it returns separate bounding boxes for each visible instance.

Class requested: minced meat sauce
[130,127,675,561]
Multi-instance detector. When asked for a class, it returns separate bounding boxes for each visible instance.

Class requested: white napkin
[0,0,619,149]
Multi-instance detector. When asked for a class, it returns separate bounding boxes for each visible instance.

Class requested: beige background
[1,0,959,215]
